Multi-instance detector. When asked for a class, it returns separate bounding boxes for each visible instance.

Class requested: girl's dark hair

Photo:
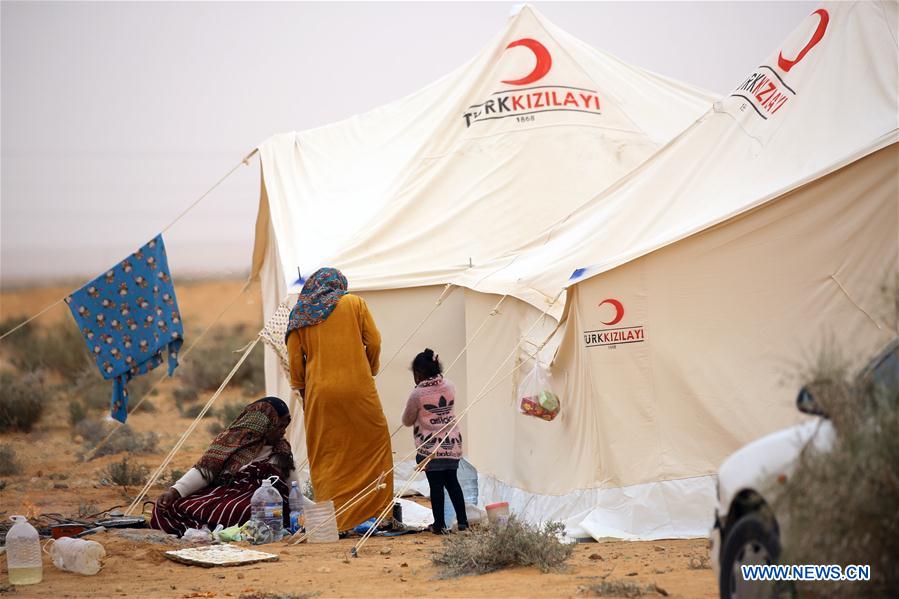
[412,348,443,379]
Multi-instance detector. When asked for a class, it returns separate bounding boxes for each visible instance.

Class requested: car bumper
[709,512,722,579]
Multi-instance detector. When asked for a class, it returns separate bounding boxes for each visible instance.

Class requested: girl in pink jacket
[401,348,468,533]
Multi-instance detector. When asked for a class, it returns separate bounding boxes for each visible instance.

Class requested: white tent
[251,2,897,539]
[446,0,898,539]
[251,6,713,464]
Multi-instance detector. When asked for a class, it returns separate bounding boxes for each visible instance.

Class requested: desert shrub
[432,516,574,578]
[5,319,90,382]
[0,316,30,337]
[178,401,214,419]
[166,469,185,485]
[67,400,88,427]
[68,369,155,424]
[207,421,224,436]
[133,397,156,413]
[0,444,22,476]
[217,401,246,427]
[775,341,899,596]
[103,456,148,488]
[177,325,263,393]
[76,419,159,459]
[240,593,318,599]
[173,387,198,404]
[578,580,667,597]
[0,371,46,432]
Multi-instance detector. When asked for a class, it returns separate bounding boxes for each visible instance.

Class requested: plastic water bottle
[288,481,304,534]
[442,458,479,528]
[5,515,42,585]
[49,537,106,575]
[250,476,284,536]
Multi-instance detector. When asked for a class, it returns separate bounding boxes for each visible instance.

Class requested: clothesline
[0,148,258,343]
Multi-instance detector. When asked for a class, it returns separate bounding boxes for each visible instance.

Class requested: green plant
[0,444,22,476]
[0,371,46,432]
[432,516,575,578]
[103,456,149,488]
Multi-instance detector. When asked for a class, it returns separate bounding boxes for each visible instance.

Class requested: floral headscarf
[285,267,348,339]
[194,397,294,484]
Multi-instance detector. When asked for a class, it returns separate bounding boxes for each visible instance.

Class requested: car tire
[719,511,781,599]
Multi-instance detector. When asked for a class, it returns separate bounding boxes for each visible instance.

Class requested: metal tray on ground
[164,543,279,567]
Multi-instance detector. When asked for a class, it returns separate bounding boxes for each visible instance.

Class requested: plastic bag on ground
[182,526,213,543]
[48,537,106,575]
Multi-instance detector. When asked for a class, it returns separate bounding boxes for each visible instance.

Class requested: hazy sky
[1,1,817,286]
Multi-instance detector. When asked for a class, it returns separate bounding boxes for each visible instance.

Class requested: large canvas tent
[251,7,713,464]
[251,1,897,539]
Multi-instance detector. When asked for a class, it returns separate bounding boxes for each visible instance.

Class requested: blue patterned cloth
[66,235,184,422]
[285,267,348,339]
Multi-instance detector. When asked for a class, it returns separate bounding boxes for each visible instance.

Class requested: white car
[709,339,898,599]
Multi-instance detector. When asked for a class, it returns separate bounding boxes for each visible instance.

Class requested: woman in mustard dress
[285,268,394,530]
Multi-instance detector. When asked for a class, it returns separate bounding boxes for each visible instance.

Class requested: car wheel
[719,511,781,599]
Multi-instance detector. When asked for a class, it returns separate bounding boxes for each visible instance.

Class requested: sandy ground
[1,280,717,598]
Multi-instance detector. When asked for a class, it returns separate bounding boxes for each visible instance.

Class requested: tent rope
[289,291,517,543]
[124,336,261,515]
[350,292,561,553]
[0,149,258,343]
[291,284,458,474]
[375,284,456,379]
[0,299,64,342]
[83,278,253,461]
[347,291,562,554]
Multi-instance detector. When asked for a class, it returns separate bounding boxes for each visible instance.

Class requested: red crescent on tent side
[598,299,624,326]
[501,38,552,86]
[777,9,829,73]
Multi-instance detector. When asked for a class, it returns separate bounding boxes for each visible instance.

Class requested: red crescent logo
[501,38,552,86]
[778,9,829,73]
[598,299,624,326]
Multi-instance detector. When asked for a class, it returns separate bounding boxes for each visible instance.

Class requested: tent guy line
[124,336,262,516]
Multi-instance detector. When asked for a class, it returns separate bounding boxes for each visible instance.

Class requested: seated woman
[152,396,296,536]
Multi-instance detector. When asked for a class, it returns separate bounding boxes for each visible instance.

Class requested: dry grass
[578,580,668,597]
[102,456,149,488]
[0,444,22,476]
[76,418,159,459]
[177,324,264,393]
[0,370,46,432]
[432,516,575,578]
[775,339,899,596]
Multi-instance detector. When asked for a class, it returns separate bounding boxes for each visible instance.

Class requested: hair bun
[423,348,434,359]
